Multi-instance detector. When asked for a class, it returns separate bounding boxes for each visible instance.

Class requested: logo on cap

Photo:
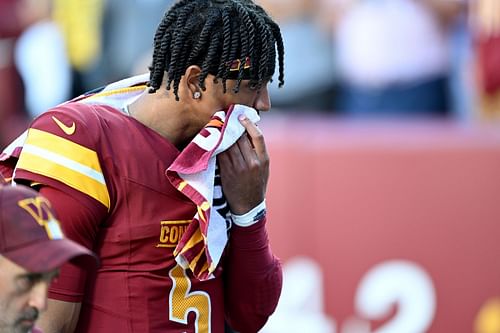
[17,196,64,240]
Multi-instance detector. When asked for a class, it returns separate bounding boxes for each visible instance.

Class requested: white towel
[167,104,260,280]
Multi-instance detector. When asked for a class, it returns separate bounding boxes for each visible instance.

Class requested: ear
[184,65,203,99]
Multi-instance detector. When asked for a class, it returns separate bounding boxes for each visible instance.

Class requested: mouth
[16,318,35,332]
[16,312,38,330]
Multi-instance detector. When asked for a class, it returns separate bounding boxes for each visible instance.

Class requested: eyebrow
[18,269,60,281]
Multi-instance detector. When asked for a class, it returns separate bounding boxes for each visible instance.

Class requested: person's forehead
[0,255,28,276]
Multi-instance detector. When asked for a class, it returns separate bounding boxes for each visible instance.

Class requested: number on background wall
[353,260,436,333]
[474,298,500,333]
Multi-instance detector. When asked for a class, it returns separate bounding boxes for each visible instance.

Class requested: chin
[14,321,35,333]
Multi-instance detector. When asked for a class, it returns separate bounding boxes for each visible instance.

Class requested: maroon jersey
[10,101,281,332]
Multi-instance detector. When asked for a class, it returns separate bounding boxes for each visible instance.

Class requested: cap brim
[4,238,98,273]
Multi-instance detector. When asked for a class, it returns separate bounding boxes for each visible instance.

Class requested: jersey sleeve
[13,103,111,213]
[41,185,105,302]
[223,216,283,333]
[13,104,110,301]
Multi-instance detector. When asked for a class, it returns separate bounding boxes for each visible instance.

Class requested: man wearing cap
[0,184,96,333]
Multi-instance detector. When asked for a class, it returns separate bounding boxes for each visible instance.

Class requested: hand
[218,115,269,215]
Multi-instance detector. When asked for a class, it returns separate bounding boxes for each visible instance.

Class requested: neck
[128,91,198,150]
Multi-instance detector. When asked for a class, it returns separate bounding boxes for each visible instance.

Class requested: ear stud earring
[193,91,201,99]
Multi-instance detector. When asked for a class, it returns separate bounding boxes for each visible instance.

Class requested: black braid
[148,0,192,90]
[227,18,240,63]
[215,7,233,93]
[148,0,285,100]
[232,25,249,93]
[252,15,272,87]
[199,33,222,89]
[236,3,255,57]
[270,21,285,87]
[170,18,200,100]
[166,2,198,91]
[188,8,220,69]
[231,2,255,93]
[196,12,223,90]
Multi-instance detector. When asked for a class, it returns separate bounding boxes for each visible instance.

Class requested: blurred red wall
[262,114,500,333]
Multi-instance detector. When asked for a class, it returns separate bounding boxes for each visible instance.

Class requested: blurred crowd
[1,0,499,148]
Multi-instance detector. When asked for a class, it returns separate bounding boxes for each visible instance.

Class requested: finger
[217,150,230,166]
[218,150,237,178]
[239,115,268,159]
[217,152,231,175]
[222,140,246,170]
[236,133,257,164]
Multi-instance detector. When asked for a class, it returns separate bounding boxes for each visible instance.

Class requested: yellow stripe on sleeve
[16,128,110,209]
[86,86,147,99]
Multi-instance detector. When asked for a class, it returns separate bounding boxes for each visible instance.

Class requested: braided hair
[148,0,285,100]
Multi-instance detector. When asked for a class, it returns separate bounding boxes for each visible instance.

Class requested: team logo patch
[157,220,191,248]
[17,196,64,240]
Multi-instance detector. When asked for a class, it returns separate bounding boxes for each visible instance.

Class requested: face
[216,77,272,113]
[187,73,272,130]
[0,256,58,333]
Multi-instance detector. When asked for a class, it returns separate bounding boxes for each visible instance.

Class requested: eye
[248,81,260,91]
[15,274,40,293]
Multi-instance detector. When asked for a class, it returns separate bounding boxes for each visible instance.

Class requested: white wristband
[231,200,266,227]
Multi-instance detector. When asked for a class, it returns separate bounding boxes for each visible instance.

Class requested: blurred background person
[472,0,500,120]
[447,0,474,121]
[14,0,72,119]
[258,0,336,111]
[0,182,96,333]
[99,0,174,82]
[321,0,467,117]
[51,0,172,96]
[0,0,30,149]
[52,0,105,96]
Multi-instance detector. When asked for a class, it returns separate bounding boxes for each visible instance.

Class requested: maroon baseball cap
[0,184,97,272]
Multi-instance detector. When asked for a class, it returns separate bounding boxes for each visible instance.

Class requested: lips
[19,319,35,327]
[16,307,38,329]
[15,319,35,333]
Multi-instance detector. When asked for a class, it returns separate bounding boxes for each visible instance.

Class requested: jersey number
[169,265,212,333]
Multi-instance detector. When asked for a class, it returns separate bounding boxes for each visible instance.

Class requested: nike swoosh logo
[52,116,76,135]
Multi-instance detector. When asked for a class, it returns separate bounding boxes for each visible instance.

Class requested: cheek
[228,92,257,108]
[204,87,256,111]
[0,295,19,325]
[202,92,227,112]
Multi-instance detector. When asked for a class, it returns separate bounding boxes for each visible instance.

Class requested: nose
[254,86,271,112]
[28,282,49,312]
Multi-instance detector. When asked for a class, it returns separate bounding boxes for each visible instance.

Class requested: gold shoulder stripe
[85,85,147,99]
[17,128,110,209]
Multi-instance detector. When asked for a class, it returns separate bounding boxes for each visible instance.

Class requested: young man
[0,0,285,332]
[0,183,96,333]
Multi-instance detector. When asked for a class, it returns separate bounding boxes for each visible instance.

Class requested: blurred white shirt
[15,20,71,118]
[335,0,451,87]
